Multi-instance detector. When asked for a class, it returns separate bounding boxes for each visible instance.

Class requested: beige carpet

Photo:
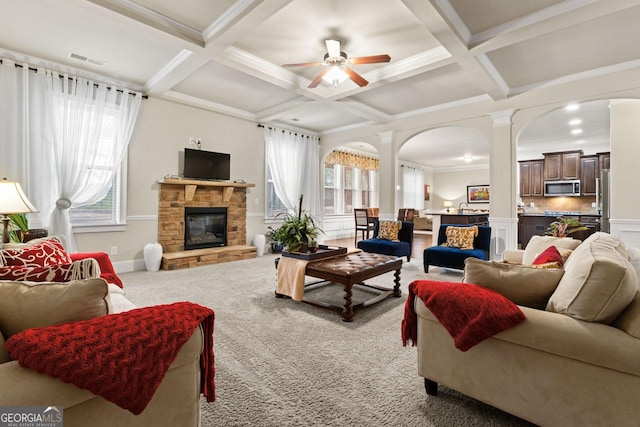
[121,254,535,427]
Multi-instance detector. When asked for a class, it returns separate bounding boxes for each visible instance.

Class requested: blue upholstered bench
[423,224,491,273]
[357,221,414,262]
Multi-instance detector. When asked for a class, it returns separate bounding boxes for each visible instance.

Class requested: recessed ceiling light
[565,104,580,112]
[571,128,583,135]
[291,118,300,122]
[463,156,473,162]
[569,118,582,126]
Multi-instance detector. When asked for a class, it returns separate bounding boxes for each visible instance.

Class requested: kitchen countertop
[519,212,601,217]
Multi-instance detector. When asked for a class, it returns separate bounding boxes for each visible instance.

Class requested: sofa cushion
[0,258,101,282]
[463,258,564,309]
[628,246,640,281]
[522,236,581,266]
[445,226,477,249]
[0,238,72,267]
[378,221,401,241]
[546,232,637,323]
[0,278,109,339]
[614,291,640,338]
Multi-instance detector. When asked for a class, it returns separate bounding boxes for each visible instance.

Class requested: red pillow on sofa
[0,239,72,267]
[0,258,101,283]
[532,245,563,267]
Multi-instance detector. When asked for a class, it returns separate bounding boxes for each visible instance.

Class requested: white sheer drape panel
[402,165,424,209]
[0,60,55,229]
[46,72,141,251]
[263,127,320,215]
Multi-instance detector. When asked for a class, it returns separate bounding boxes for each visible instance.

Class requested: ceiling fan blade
[344,68,368,87]
[282,62,323,68]
[325,40,341,58]
[350,54,391,65]
[308,69,330,88]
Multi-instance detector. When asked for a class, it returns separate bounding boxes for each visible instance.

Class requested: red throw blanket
[402,280,525,352]
[5,302,215,415]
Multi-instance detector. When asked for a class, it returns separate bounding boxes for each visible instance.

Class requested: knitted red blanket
[5,302,215,415]
[401,280,525,351]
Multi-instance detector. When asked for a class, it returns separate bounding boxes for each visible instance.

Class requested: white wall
[75,97,269,268]
[432,168,490,212]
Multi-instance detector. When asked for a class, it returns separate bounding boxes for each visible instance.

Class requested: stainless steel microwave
[544,180,581,196]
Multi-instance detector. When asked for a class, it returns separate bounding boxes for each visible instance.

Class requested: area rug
[121,255,535,427]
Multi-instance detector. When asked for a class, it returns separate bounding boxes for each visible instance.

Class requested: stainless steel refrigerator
[597,169,611,233]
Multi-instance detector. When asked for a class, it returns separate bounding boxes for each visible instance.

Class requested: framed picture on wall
[424,184,430,201]
[467,185,490,203]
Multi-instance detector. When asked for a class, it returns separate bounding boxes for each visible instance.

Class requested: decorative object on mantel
[0,178,39,244]
[143,242,163,272]
[270,195,322,253]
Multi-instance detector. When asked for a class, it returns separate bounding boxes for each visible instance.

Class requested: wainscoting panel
[488,217,518,260]
[610,219,640,249]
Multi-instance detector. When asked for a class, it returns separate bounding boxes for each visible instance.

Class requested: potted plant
[7,213,47,243]
[265,226,284,254]
[271,195,322,253]
[546,216,588,238]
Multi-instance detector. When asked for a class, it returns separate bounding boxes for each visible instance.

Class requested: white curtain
[0,59,56,229]
[46,72,141,252]
[263,126,320,216]
[402,165,425,209]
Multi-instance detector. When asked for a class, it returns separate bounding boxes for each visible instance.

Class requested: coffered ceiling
[0,0,637,168]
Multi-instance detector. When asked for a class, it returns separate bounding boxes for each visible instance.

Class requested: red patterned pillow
[532,245,563,267]
[0,239,72,267]
[0,258,101,282]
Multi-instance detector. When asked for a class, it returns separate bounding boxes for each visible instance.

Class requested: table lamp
[0,178,38,244]
[443,201,453,212]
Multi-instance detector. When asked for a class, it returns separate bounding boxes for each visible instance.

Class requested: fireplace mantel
[157,178,256,269]
[159,178,255,202]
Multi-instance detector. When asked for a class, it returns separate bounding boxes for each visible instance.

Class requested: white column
[378,131,395,219]
[489,109,518,259]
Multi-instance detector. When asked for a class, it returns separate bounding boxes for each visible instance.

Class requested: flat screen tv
[183,148,230,181]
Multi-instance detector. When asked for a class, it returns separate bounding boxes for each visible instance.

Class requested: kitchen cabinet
[580,155,599,195]
[543,150,582,181]
[519,159,544,197]
[441,213,489,226]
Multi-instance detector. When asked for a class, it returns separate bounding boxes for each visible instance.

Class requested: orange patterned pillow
[378,221,402,242]
[444,226,478,249]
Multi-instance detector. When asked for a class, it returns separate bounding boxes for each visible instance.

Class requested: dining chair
[397,208,415,222]
[354,208,375,245]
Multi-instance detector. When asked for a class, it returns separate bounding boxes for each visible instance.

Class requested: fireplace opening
[184,207,227,250]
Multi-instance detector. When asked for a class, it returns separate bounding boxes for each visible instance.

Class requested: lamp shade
[443,201,453,208]
[0,178,38,214]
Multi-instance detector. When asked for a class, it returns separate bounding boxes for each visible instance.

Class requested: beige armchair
[0,279,205,427]
[413,233,640,426]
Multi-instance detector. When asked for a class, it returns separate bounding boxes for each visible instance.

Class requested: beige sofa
[0,277,204,427]
[415,233,640,426]
[414,210,433,231]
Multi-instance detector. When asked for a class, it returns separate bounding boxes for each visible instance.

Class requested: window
[343,166,354,213]
[67,105,127,228]
[69,170,123,226]
[323,163,337,215]
[322,162,377,215]
[266,167,287,218]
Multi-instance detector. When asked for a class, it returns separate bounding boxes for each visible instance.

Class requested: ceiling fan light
[322,66,349,87]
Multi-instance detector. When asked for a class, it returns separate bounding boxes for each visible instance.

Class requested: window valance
[326,150,379,172]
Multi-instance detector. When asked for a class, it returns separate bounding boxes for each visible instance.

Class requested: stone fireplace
[158,179,256,270]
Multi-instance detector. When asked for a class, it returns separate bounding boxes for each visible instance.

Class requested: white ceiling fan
[282,40,391,88]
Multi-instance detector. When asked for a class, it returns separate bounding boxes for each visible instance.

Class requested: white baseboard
[113,258,146,274]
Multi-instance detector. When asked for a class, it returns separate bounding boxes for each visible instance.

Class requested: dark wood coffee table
[276,252,402,322]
